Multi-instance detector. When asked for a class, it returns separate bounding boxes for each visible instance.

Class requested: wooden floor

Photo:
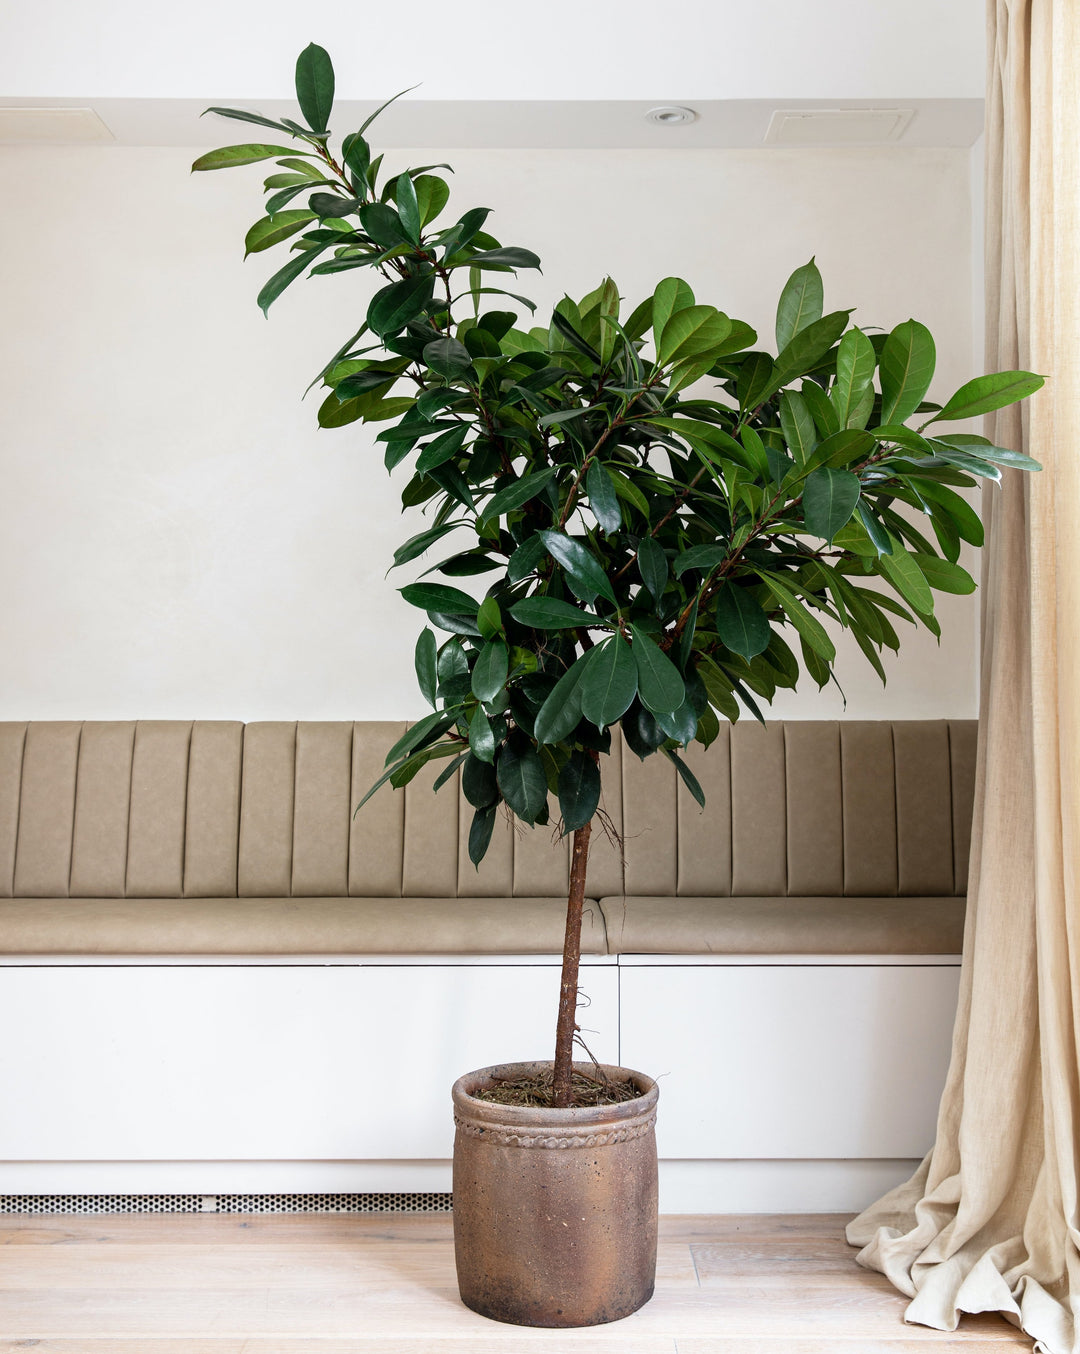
[0,1212,1032,1352]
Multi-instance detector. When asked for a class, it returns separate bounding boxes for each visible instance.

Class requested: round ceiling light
[644,105,699,127]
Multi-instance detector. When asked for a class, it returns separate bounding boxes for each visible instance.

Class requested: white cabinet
[620,963,960,1159]
[0,964,619,1161]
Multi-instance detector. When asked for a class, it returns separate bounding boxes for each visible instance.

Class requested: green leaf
[509,596,594,630]
[629,625,685,714]
[931,370,1045,422]
[932,434,1042,471]
[757,573,836,662]
[738,352,777,410]
[637,537,668,609]
[778,391,818,464]
[400,582,479,615]
[664,748,706,809]
[673,543,727,579]
[256,242,328,315]
[367,273,435,336]
[357,85,421,138]
[484,469,556,520]
[558,750,601,833]
[393,521,463,568]
[462,753,498,809]
[472,639,509,702]
[609,471,651,521]
[477,596,502,640]
[800,378,841,438]
[878,538,934,613]
[533,649,597,744]
[341,132,370,186]
[433,750,468,792]
[497,740,549,823]
[804,428,875,471]
[802,467,861,543]
[415,424,469,473]
[774,310,851,385]
[393,171,421,242]
[423,336,473,380]
[414,174,451,226]
[244,210,316,256]
[295,43,335,134]
[879,320,936,426]
[830,327,877,428]
[192,143,299,171]
[657,306,732,367]
[539,530,617,605]
[587,461,622,534]
[775,258,823,352]
[715,583,771,660]
[912,554,976,594]
[468,247,541,271]
[469,707,496,763]
[415,628,438,707]
[910,478,984,545]
[359,202,409,248]
[203,107,298,135]
[651,277,695,343]
[580,635,638,727]
[855,502,894,556]
[468,803,498,866]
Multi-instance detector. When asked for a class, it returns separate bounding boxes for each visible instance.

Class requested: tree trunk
[552,819,592,1108]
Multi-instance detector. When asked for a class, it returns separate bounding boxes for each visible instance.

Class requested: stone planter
[451,1060,659,1327]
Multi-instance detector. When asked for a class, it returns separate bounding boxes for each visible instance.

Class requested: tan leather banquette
[0,720,976,956]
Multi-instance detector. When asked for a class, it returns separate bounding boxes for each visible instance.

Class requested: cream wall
[0,143,978,720]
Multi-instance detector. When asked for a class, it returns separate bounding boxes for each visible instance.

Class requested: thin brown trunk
[552,819,592,1108]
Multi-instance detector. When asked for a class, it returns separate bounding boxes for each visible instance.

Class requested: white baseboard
[0,1157,921,1214]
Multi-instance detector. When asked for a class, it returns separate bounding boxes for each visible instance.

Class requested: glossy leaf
[393,520,462,568]
[802,467,861,543]
[468,803,498,865]
[477,596,502,639]
[580,635,638,727]
[587,461,622,534]
[399,582,478,615]
[468,246,541,271]
[665,748,705,808]
[774,310,851,385]
[415,424,469,473]
[652,276,696,340]
[778,390,818,464]
[414,628,437,706]
[879,539,934,613]
[257,242,328,315]
[244,210,315,256]
[496,740,548,822]
[471,639,509,702]
[469,707,496,763]
[775,258,823,351]
[295,43,335,134]
[637,537,668,609]
[484,469,556,520]
[558,750,601,833]
[879,320,936,426]
[367,274,435,335]
[757,573,836,662]
[509,596,594,630]
[657,305,732,367]
[393,171,421,242]
[714,583,771,660]
[830,327,877,428]
[912,555,976,594]
[192,143,298,171]
[931,370,1045,422]
[462,753,498,808]
[533,649,596,745]
[539,530,617,605]
[629,625,685,714]
[423,336,473,380]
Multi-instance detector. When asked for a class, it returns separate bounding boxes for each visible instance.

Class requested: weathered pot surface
[451,1059,659,1328]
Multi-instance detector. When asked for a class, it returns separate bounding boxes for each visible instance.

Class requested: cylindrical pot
[451,1060,659,1328]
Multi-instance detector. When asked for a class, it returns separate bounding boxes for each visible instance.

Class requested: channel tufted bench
[0,720,975,957]
[0,717,977,1210]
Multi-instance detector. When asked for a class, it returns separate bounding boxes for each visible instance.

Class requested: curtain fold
[846,3,1080,1352]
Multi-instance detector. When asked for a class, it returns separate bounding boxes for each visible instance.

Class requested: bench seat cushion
[0,897,608,956]
[599,896,966,955]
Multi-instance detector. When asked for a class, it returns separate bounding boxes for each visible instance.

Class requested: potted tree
[193,43,1044,1329]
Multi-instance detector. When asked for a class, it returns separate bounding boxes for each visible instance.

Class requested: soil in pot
[452,1060,659,1328]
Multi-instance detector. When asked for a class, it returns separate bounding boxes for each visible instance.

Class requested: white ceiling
[0,0,986,147]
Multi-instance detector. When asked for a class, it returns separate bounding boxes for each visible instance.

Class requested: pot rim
[452,1059,658,1129]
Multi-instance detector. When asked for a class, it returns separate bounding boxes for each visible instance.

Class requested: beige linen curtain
[846,2,1080,1350]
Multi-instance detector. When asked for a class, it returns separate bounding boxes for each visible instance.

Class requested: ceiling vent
[765,108,915,146]
[0,108,115,144]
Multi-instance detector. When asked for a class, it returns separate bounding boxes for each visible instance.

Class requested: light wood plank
[0,1213,1030,1349]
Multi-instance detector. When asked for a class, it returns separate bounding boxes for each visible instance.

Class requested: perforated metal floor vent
[0,1192,453,1215]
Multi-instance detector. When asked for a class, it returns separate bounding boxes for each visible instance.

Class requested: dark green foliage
[195,47,1045,867]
